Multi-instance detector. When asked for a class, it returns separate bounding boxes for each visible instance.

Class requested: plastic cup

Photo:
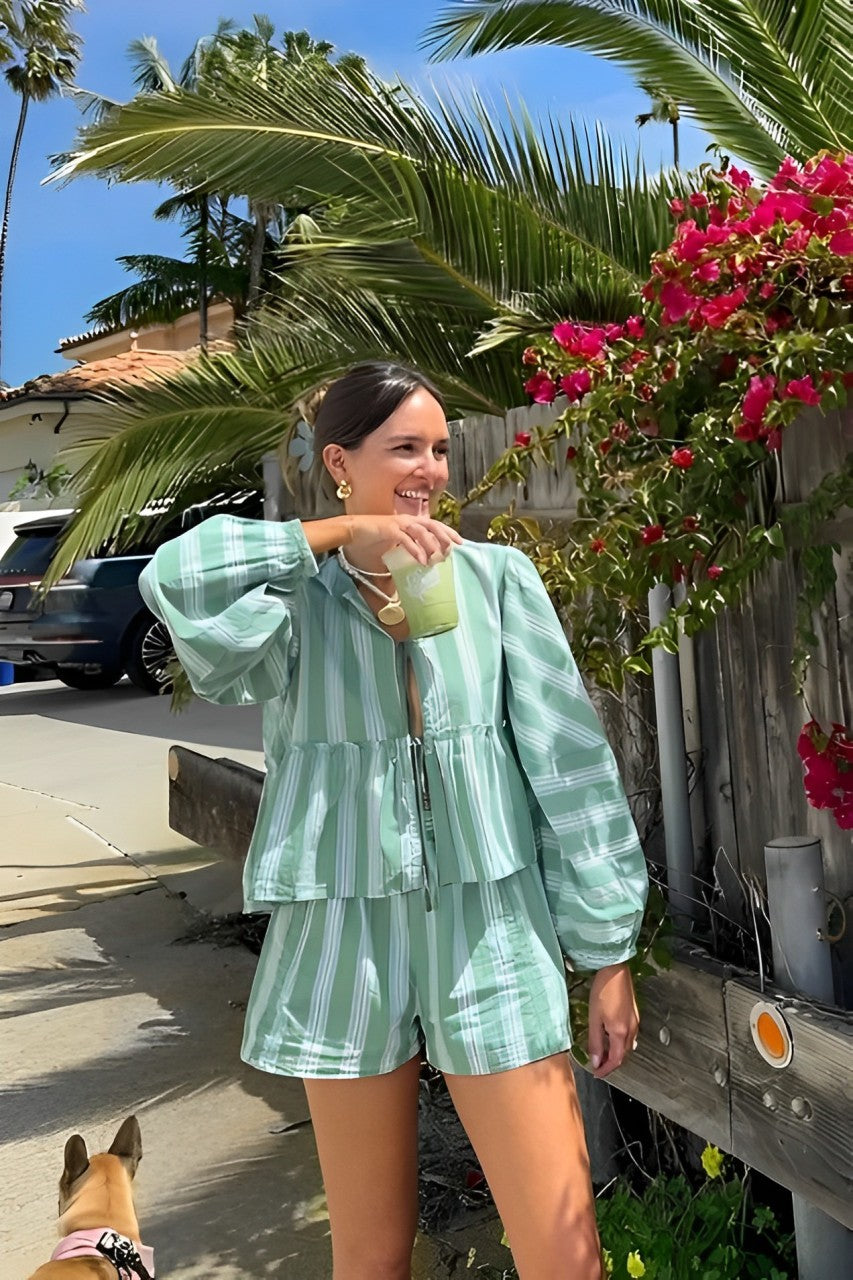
[381,545,459,638]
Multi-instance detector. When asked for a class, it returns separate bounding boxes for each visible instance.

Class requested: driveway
[0,678,500,1277]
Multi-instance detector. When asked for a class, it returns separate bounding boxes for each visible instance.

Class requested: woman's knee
[331,1235,415,1280]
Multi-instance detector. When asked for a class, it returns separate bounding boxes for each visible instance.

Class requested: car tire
[123,612,175,694]
[56,666,124,690]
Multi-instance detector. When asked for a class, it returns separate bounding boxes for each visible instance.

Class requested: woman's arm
[139,514,319,704]
[499,548,649,970]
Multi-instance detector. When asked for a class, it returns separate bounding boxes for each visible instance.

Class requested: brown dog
[28,1116,154,1279]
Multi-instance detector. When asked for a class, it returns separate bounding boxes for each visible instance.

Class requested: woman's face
[323,387,451,518]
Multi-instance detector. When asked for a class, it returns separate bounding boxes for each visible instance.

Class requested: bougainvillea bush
[446,150,853,828]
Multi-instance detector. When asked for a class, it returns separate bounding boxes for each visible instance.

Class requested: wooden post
[764,836,853,1278]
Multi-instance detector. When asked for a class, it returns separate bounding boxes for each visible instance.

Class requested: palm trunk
[198,195,209,350]
[0,92,30,381]
[247,199,267,310]
[672,119,680,170]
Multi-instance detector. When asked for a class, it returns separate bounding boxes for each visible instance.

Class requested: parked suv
[0,496,261,692]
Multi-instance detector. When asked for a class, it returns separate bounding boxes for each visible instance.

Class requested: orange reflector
[749,1002,793,1069]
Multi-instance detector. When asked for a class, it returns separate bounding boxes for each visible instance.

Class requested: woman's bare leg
[443,1051,603,1280]
[302,1052,422,1280]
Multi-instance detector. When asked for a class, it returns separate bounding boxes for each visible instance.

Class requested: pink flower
[807,156,851,197]
[560,368,592,403]
[707,564,724,580]
[660,279,696,325]
[552,321,578,351]
[523,371,557,404]
[765,428,783,452]
[829,228,853,256]
[741,374,777,426]
[689,191,709,208]
[676,229,710,262]
[759,281,776,299]
[514,431,532,447]
[669,198,685,216]
[693,260,721,283]
[671,447,694,469]
[605,323,625,342]
[784,226,811,252]
[641,524,665,545]
[728,166,752,191]
[772,156,802,188]
[700,286,747,329]
[625,315,645,339]
[782,374,821,405]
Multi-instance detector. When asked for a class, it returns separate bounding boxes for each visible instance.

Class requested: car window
[0,532,61,575]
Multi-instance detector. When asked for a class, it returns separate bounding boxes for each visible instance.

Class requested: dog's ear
[62,1135,89,1190]
[108,1115,142,1176]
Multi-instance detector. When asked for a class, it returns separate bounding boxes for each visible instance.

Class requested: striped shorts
[241,840,572,1079]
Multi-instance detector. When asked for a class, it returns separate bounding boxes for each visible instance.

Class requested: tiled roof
[0,348,192,403]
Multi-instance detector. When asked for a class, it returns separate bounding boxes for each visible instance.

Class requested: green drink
[381,546,459,638]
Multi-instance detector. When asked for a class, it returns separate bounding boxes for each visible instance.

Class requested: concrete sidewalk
[1,678,484,1279]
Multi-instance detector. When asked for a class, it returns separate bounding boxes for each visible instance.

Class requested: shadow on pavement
[0,680,263,753]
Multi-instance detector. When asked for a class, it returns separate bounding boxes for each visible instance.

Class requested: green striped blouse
[138,514,648,971]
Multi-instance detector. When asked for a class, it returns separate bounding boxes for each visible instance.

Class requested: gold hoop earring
[336,480,352,500]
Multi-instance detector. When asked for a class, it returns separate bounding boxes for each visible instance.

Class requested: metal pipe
[763,835,851,1277]
[648,582,697,926]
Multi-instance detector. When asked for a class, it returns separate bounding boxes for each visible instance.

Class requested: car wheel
[56,666,124,690]
[124,612,174,694]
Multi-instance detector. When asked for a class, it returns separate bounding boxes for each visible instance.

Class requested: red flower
[590,537,607,555]
[829,228,853,256]
[689,191,709,209]
[610,420,631,441]
[669,198,685,216]
[514,431,532,447]
[758,281,776,300]
[798,721,853,828]
[782,374,821,406]
[522,346,540,366]
[642,524,665,545]
[765,428,783,452]
[693,260,721,283]
[523,372,557,404]
[638,383,655,402]
[719,353,738,377]
[671,447,695,469]
[660,279,696,324]
[707,564,724,580]
[560,368,592,403]
[565,445,578,461]
[741,374,777,426]
[701,286,748,329]
[728,165,753,191]
[625,315,645,339]
[681,515,700,532]
[605,323,625,342]
[672,560,686,583]
[842,274,853,293]
[598,439,613,456]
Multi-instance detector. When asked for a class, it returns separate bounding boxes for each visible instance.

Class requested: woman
[139,361,648,1280]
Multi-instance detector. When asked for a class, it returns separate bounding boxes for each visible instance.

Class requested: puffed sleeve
[137,513,318,705]
[500,547,648,970]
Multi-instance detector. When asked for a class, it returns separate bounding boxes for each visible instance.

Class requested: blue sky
[0,0,714,388]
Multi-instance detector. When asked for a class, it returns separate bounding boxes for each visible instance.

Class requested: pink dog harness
[51,1228,155,1277]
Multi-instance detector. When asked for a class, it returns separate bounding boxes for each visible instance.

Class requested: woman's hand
[348,514,463,566]
[587,962,639,1079]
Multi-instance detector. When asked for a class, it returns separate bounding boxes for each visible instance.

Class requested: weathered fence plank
[605,958,730,1151]
[726,979,853,1228]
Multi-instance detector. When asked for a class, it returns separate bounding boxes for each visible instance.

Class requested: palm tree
[0,0,83,379]
[635,82,680,169]
[423,1,853,176]
[39,56,684,582]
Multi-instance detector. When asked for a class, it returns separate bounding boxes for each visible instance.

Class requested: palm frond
[423,0,853,174]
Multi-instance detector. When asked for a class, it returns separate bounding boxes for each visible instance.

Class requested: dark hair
[314,361,445,459]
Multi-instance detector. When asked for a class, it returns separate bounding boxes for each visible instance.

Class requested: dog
[28,1116,154,1279]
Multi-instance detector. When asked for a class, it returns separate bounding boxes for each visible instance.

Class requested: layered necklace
[336,547,406,625]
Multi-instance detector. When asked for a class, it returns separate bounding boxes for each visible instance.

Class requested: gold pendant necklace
[337,549,407,624]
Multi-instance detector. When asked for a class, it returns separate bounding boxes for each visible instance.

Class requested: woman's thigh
[443,1051,603,1280]
[302,1052,422,1280]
